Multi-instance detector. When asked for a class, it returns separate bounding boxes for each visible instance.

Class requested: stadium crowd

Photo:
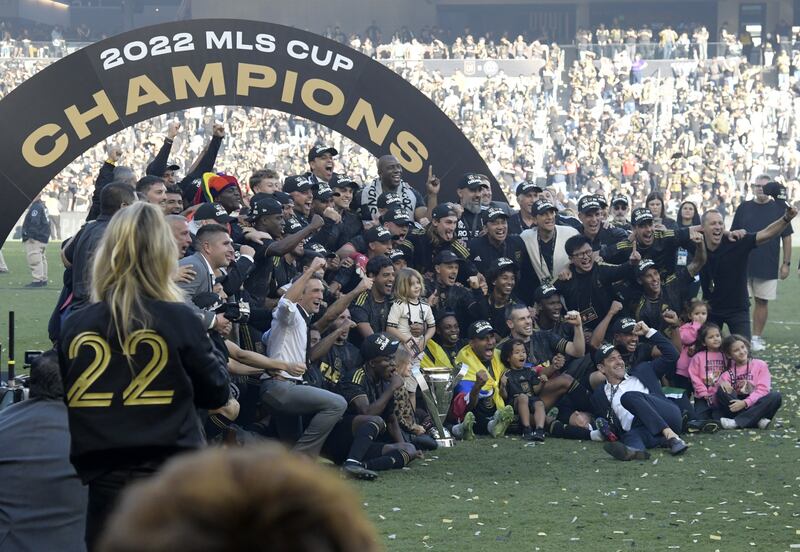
[1,16,799,552]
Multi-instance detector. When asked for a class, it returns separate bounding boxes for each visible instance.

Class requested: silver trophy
[414,363,468,447]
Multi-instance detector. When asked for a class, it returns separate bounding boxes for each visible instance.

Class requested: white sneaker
[720,417,738,430]
[757,418,772,430]
[751,336,765,352]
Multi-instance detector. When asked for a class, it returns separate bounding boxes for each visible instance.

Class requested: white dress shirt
[604,375,649,432]
[264,296,308,381]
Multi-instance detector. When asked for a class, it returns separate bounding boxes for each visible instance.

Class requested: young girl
[500,339,547,442]
[674,299,709,392]
[717,335,782,430]
[687,323,725,421]
[387,268,436,370]
[392,348,438,450]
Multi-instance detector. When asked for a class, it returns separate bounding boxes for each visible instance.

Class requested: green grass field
[1,242,798,552]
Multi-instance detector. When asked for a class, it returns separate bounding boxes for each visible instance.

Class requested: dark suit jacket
[591,331,678,426]
[0,399,87,551]
[178,252,216,328]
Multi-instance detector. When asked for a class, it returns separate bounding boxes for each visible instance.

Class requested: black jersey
[59,299,230,481]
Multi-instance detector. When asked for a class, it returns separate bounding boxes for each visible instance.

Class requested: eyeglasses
[613,205,628,211]
[571,250,593,259]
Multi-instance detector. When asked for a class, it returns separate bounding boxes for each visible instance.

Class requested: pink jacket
[676,321,702,377]
[687,350,726,402]
[719,358,771,408]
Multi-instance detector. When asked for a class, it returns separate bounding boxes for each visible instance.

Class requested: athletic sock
[364,449,410,471]
[347,419,382,462]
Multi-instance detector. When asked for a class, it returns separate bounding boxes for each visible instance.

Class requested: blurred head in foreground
[98,444,381,552]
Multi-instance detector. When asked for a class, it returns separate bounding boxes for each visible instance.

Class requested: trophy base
[436,438,455,448]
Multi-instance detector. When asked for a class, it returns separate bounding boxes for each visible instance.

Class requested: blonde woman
[58,202,230,549]
[386,267,435,368]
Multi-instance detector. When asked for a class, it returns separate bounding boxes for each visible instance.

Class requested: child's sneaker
[595,417,618,442]
[532,428,546,442]
[720,417,738,430]
[490,405,514,438]
[757,417,772,430]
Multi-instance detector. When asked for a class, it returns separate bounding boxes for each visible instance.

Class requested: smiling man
[520,199,578,289]
[576,195,627,257]
[307,145,338,185]
[284,174,314,227]
[468,206,525,278]
[357,154,436,223]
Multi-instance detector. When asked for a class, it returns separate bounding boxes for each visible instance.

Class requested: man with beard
[351,256,396,347]
[306,145,337,186]
[400,204,476,280]
[507,181,542,235]
[346,209,412,256]
[454,173,488,242]
[421,313,465,370]
[357,155,437,222]
[308,183,342,251]
[609,194,632,231]
[330,175,362,248]
[519,199,579,292]
[426,250,484,335]
[448,321,514,439]
[468,207,525,279]
[605,208,695,276]
[164,185,184,215]
[284,174,314,228]
[243,196,324,308]
[576,195,628,258]
[556,235,639,336]
[700,206,798,338]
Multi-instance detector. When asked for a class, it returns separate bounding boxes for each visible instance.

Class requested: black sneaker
[595,417,618,442]
[687,419,719,434]
[521,426,535,441]
[603,441,651,461]
[532,428,546,442]
[666,437,689,456]
[342,460,378,481]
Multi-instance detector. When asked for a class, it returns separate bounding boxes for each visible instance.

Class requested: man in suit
[178,223,236,336]
[519,199,578,289]
[0,351,87,550]
[591,321,689,461]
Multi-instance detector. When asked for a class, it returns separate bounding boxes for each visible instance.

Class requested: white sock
[590,429,603,441]
[487,419,497,433]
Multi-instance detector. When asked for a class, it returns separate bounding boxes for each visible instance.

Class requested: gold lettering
[346,98,394,146]
[172,63,226,100]
[21,123,68,168]
[300,78,344,116]
[236,63,277,96]
[64,91,119,140]
[125,75,170,116]
[281,70,298,104]
[390,131,428,174]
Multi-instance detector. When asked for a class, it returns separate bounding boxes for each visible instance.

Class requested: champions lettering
[20,61,429,173]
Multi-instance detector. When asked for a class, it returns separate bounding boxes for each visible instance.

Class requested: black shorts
[510,393,543,414]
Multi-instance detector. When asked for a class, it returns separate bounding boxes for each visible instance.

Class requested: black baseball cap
[611,194,629,207]
[594,194,608,209]
[365,226,393,243]
[165,162,180,172]
[305,242,335,258]
[516,181,543,196]
[432,203,458,220]
[533,199,558,216]
[381,209,412,226]
[482,206,508,223]
[534,284,559,303]
[762,181,788,203]
[248,196,282,220]
[388,249,407,262]
[434,250,463,265]
[361,332,400,361]
[458,173,487,190]
[313,183,334,200]
[469,320,494,339]
[631,207,654,226]
[283,175,312,193]
[578,195,602,213]
[594,342,618,364]
[272,190,293,206]
[636,258,658,276]
[377,192,403,210]
[330,174,359,190]
[308,145,338,162]
[284,217,305,234]
[612,317,637,335]
[489,257,516,276]
[194,202,235,223]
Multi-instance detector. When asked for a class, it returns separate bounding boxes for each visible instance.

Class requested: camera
[219,300,250,324]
